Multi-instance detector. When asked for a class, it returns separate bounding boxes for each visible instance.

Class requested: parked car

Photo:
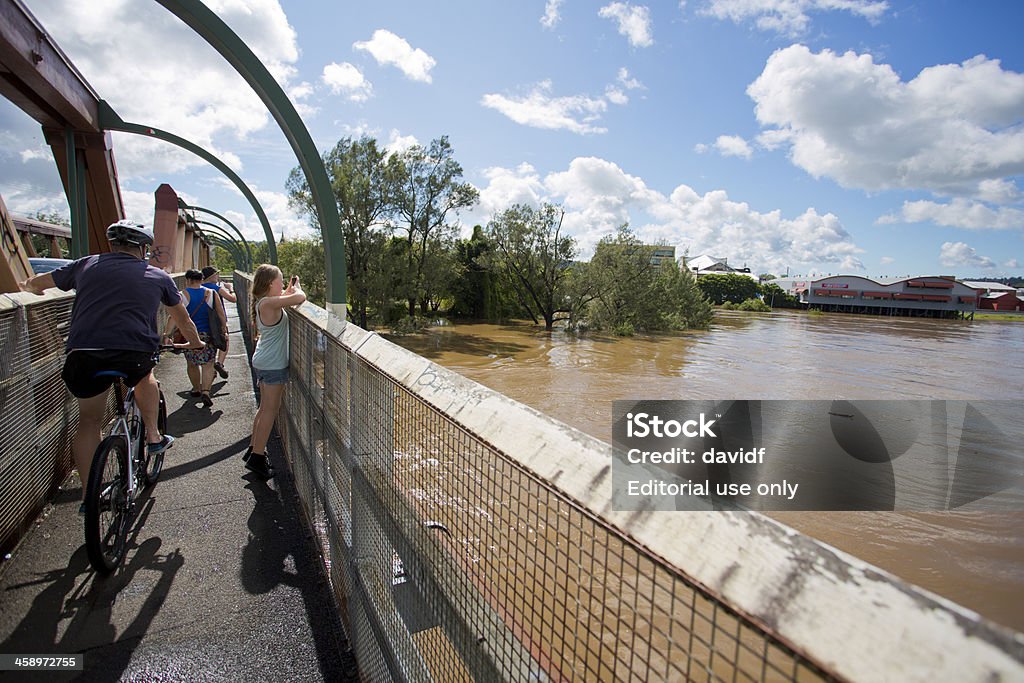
[28,257,73,274]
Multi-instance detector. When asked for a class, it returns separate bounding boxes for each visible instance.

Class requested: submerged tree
[483,203,578,330]
[696,272,759,305]
[286,136,398,327]
[585,226,712,333]
[392,136,479,316]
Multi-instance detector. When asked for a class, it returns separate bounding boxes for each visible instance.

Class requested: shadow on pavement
[0,498,184,683]
[157,437,249,484]
[239,449,358,681]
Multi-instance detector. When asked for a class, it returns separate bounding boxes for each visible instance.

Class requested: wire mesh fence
[235,274,860,682]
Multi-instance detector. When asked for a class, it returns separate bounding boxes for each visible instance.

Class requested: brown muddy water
[388,310,1024,632]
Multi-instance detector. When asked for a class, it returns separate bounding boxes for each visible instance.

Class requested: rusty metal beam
[0,1,124,254]
[0,0,99,130]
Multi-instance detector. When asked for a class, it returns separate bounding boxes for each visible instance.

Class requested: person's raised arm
[219,285,237,303]
[261,276,307,311]
[166,302,204,348]
[19,272,56,295]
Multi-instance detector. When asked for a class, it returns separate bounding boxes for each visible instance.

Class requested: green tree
[30,211,70,257]
[697,273,760,305]
[655,260,715,329]
[419,229,462,313]
[277,238,327,307]
[759,282,800,309]
[450,225,490,318]
[585,226,712,332]
[483,203,577,330]
[586,226,659,332]
[287,136,397,327]
[451,225,523,320]
[392,136,479,316]
[362,234,409,324]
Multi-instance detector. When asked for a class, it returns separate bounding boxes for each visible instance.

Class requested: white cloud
[475,163,546,220]
[20,147,52,163]
[939,241,995,269]
[617,67,644,90]
[27,0,305,178]
[385,129,420,156]
[599,3,654,48]
[212,177,315,240]
[322,62,373,101]
[714,135,753,159]
[880,256,895,265]
[120,190,160,227]
[605,87,629,105]
[472,156,864,272]
[541,0,564,29]
[977,178,1021,204]
[603,67,646,106]
[877,199,1024,230]
[748,47,1024,198]
[353,29,436,83]
[481,81,609,134]
[700,0,889,35]
[1006,258,1019,269]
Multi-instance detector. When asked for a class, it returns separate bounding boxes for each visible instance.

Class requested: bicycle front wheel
[85,435,131,574]
[143,391,168,486]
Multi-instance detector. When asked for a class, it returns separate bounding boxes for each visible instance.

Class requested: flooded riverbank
[388,310,1024,631]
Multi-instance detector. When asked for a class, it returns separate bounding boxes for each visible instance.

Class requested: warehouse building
[768,275,978,318]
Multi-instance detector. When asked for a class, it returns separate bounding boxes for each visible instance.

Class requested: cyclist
[20,220,204,511]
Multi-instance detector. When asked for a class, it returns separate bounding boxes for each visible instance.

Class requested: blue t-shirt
[51,252,182,352]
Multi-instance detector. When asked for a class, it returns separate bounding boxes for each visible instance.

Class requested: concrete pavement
[0,305,357,682]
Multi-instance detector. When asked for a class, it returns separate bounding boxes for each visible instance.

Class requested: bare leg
[217,337,229,365]
[200,361,216,393]
[74,392,110,499]
[250,382,285,454]
[133,371,163,445]
[186,363,201,392]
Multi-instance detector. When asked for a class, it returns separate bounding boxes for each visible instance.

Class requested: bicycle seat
[93,370,129,379]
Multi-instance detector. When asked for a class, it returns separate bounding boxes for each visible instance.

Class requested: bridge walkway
[0,305,356,682]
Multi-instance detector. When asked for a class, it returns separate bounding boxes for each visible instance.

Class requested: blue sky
[1,0,1022,278]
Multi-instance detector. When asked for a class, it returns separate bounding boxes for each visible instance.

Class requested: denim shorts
[254,366,289,385]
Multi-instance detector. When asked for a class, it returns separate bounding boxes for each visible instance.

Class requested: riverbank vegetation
[213,134,718,334]
[972,313,1024,321]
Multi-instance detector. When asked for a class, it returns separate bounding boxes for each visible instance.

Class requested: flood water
[388,310,1024,632]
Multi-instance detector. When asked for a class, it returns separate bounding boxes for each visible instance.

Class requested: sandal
[200,392,213,407]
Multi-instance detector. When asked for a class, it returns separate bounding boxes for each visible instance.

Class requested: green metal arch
[208,238,245,270]
[156,0,346,318]
[97,100,278,265]
[195,220,251,271]
[180,202,255,270]
[195,228,245,270]
[191,219,252,271]
[185,216,248,267]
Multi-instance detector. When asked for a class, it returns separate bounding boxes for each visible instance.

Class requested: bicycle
[83,347,174,574]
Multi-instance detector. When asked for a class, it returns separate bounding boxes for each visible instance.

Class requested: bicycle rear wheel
[143,391,168,486]
[85,435,131,574]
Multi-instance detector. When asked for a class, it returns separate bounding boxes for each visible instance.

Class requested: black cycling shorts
[62,350,157,399]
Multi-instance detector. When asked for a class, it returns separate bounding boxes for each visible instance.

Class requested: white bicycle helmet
[106,219,154,246]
